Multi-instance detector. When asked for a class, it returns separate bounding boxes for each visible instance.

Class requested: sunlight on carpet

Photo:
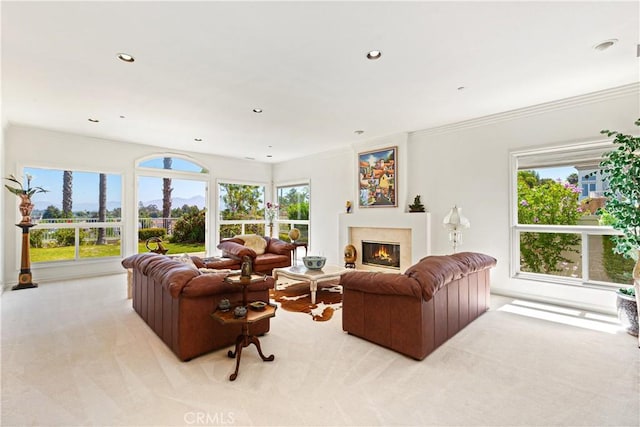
[270,278,342,322]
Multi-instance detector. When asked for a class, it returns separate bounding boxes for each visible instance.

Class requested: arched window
[136,155,209,256]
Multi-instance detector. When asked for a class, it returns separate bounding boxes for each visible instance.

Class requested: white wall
[408,83,639,313]
[272,148,352,265]
[272,132,413,266]
[4,84,638,312]
[0,125,5,290]
[274,83,639,313]
[2,125,271,284]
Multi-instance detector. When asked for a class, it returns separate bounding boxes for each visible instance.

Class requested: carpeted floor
[1,273,639,426]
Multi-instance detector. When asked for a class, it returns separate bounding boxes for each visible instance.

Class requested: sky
[531,166,577,181]
[22,166,207,210]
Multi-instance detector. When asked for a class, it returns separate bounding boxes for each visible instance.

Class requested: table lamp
[443,205,470,253]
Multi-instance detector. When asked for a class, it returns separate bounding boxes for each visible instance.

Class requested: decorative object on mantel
[344,244,357,268]
[595,119,640,344]
[443,205,470,253]
[265,201,278,237]
[4,174,48,290]
[346,200,352,213]
[358,146,397,208]
[409,195,426,212]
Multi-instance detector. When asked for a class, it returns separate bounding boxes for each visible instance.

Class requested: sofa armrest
[217,239,257,259]
[265,237,295,255]
[340,271,422,300]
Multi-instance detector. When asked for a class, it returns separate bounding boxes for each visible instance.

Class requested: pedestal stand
[13,223,37,290]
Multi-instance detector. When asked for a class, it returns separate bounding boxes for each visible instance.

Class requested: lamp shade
[443,205,470,230]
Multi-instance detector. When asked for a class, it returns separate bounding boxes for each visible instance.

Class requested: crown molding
[412,82,640,137]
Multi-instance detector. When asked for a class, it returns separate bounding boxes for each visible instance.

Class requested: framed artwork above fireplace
[358,146,397,208]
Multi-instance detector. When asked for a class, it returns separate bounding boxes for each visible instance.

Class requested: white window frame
[215,178,268,245]
[19,165,124,265]
[135,153,210,254]
[509,139,623,289]
[275,180,311,245]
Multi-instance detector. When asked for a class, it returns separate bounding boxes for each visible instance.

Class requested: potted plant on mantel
[598,119,640,343]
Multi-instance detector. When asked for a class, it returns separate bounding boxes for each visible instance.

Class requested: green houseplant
[598,119,640,340]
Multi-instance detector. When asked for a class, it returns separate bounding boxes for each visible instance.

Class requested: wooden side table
[211,274,276,381]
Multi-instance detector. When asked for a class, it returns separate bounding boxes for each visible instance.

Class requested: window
[136,155,208,256]
[511,142,633,287]
[218,182,266,239]
[23,167,122,263]
[276,183,310,243]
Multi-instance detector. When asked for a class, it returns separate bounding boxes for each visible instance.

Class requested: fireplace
[339,212,431,272]
[362,240,401,270]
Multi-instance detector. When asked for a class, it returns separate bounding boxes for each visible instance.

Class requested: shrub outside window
[511,143,633,287]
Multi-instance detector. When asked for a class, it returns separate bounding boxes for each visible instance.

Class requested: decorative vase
[616,290,639,336]
[18,194,34,224]
[288,227,300,242]
[268,223,273,238]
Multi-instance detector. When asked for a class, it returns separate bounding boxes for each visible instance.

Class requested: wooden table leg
[227,323,274,381]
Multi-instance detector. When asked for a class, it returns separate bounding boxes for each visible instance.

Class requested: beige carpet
[1,274,639,426]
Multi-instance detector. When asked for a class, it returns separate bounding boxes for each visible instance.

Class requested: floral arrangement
[265,201,279,224]
[4,174,48,197]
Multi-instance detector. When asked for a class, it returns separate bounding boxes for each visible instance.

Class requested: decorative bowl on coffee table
[303,256,326,270]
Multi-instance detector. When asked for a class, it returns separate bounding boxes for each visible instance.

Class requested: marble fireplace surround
[338,212,431,272]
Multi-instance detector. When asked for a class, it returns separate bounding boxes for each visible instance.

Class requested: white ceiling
[2,1,639,163]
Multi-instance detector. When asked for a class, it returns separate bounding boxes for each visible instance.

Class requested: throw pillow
[177,253,198,270]
[234,234,267,255]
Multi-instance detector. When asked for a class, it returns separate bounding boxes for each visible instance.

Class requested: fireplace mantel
[338,212,431,271]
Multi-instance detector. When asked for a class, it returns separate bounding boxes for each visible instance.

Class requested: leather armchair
[217,236,294,274]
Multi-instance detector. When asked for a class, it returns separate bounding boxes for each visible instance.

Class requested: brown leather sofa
[341,252,497,360]
[122,252,274,361]
[217,235,294,274]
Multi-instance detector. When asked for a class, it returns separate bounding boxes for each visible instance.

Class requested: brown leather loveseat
[341,252,496,360]
[122,252,274,361]
[217,234,294,274]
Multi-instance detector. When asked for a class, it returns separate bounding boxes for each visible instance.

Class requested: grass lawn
[31,242,205,262]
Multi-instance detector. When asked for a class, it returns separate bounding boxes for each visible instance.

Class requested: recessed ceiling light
[457,86,466,91]
[253,108,263,113]
[194,138,202,142]
[244,156,255,160]
[366,50,382,60]
[117,53,135,63]
[354,130,364,135]
[88,118,99,123]
[593,39,618,51]
[119,115,126,119]
[266,155,273,158]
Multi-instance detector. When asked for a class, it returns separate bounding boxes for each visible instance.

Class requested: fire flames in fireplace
[362,240,400,270]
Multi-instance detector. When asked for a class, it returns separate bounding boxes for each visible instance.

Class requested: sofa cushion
[218,239,257,259]
[265,237,295,255]
[234,234,267,255]
[176,253,198,269]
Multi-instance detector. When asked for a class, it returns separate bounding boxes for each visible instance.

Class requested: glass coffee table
[272,265,348,304]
